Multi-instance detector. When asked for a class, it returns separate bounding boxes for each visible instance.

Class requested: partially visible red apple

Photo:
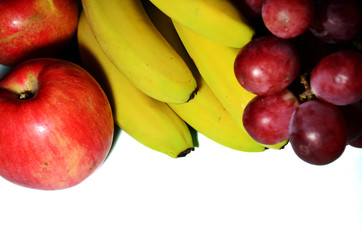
[0,0,79,67]
[0,58,114,190]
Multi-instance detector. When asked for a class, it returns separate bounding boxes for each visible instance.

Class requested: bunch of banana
[77,12,195,158]
[78,0,285,157]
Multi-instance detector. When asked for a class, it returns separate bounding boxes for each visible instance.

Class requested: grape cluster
[234,0,362,165]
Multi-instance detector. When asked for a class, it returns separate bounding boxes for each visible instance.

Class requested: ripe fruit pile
[235,0,362,165]
[0,0,361,190]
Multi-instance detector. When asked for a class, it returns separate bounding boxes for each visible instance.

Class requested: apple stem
[19,91,34,100]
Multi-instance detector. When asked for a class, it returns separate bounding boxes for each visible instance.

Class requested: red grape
[349,134,362,148]
[237,0,264,18]
[243,89,300,145]
[234,36,300,96]
[289,100,347,165]
[310,50,362,106]
[261,0,315,39]
[309,0,362,44]
[338,100,362,142]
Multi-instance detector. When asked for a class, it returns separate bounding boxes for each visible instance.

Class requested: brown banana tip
[187,87,199,102]
[277,140,289,150]
[177,147,194,158]
[265,140,289,150]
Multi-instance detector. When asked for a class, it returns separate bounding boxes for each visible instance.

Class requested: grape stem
[298,73,316,102]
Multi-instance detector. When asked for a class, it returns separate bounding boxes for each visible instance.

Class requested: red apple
[0,58,114,190]
[0,0,79,67]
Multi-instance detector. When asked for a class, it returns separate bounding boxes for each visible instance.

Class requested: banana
[141,0,200,79]
[173,21,287,150]
[77,11,195,158]
[143,0,265,152]
[81,0,197,104]
[148,0,254,48]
